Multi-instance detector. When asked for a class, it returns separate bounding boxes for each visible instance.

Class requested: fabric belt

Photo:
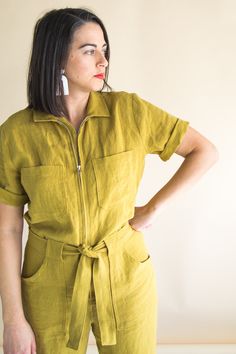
[65,223,133,350]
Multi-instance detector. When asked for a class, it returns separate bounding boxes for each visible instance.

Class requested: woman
[0,7,218,354]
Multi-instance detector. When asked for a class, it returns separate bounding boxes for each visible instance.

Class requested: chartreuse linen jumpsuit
[0,91,189,354]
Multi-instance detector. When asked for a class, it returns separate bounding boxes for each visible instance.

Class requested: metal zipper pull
[77,164,81,173]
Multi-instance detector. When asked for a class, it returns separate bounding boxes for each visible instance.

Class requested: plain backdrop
[0,0,235,346]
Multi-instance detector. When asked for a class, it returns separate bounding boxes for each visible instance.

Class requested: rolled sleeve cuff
[159,119,190,161]
[0,187,29,206]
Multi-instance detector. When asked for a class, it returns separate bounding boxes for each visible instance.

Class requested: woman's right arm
[0,203,37,354]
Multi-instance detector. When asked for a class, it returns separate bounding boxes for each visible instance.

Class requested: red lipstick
[94,73,105,79]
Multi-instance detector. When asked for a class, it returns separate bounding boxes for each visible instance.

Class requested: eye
[85,49,95,55]
[85,49,108,55]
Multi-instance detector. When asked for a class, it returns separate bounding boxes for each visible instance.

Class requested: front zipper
[55,117,91,245]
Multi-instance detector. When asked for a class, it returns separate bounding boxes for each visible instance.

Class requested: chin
[91,83,104,91]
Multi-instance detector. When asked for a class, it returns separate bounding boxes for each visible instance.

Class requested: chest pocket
[91,149,138,212]
[21,165,67,223]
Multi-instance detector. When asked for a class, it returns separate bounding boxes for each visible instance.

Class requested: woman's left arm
[129,126,219,230]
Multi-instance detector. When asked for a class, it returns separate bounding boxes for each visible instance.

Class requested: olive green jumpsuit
[0,91,189,354]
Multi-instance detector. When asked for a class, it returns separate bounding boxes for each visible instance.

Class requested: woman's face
[64,22,109,94]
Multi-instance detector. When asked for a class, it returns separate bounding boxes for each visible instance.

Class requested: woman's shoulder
[1,107,32,128]
[0,107,32,132]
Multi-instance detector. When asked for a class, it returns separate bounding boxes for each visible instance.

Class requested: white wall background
[0,0,235,346]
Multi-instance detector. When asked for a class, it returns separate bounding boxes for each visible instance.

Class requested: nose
[97,52,109,68]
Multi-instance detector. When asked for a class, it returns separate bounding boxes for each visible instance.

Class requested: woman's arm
[0,203,25,324]
[0,203,37,353]
[148,126,219,213]
[129,126,219,230]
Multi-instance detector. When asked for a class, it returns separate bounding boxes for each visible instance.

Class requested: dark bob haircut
[27,7,112,118]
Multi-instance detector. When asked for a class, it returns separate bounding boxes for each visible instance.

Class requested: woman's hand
[128,204,157,232]
[3,317,37,354]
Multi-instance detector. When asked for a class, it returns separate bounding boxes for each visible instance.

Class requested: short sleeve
[132,93,190,161]
[0,125,29,206]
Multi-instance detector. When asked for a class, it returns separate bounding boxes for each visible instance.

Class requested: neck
[63,90,91,122]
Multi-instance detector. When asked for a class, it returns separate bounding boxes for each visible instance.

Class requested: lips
[94,73,105,79]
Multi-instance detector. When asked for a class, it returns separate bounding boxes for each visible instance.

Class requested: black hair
[27,7,112,117]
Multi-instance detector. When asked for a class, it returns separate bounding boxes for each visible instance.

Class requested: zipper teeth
[56,120,79,167]
[74,117,90,167]
[75,117,90,245]
[55,118,90,245]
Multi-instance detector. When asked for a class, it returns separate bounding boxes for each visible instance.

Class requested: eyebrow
[79,43,108,49]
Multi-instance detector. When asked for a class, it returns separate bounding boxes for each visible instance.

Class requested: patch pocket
[21,165,67,223]
[91,149,138,210]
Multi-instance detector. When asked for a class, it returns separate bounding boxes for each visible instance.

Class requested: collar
[32,90,110,122]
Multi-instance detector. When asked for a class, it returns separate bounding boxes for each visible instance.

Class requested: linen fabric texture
[0,91,189,353]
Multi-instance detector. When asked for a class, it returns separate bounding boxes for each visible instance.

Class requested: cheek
[68,61,91,79]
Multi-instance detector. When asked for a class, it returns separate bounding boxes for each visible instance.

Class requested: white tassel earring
[61,69,69,95]
[56,69,69,96]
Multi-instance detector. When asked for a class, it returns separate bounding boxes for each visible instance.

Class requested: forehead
[71,22,105,44]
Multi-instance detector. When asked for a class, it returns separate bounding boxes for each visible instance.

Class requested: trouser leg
[90,274,157,354]
[92,303,157,354]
